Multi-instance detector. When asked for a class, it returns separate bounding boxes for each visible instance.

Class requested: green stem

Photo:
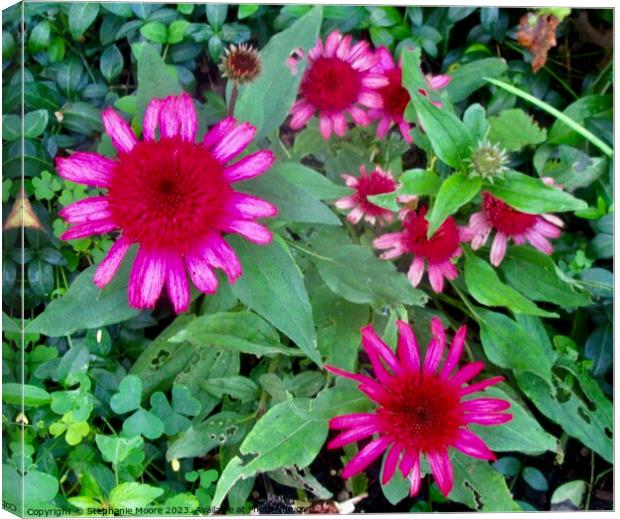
[484,77,613,157]
[228,82,239,117]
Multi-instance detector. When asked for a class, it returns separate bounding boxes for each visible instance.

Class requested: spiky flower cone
[219,44,262,84]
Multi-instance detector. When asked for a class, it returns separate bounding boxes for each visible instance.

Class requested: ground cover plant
[2,2,613,515]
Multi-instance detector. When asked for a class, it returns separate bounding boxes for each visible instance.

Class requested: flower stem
[228,82,239,117]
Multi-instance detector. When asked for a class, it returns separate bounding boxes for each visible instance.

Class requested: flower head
[369,47,451,144]
[220,43,262,84]
[326,319,511,497]
[288,31,388,140]
[373,207,469,292]
[467,192,563,266]
[56,93,277,313]
[467,140,509,182]
[335,165,397,226]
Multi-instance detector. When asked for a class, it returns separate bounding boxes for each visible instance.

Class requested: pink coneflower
[369,47,451,143]
[288,31,388,140]
[467,192,563,267]
[326,319,511,497]
[335,166,398,226]
[56,93,277,313]
[373,207,468,293]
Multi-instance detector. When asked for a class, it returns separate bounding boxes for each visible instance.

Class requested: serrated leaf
[108,482,163,509]
[488,109,547,151]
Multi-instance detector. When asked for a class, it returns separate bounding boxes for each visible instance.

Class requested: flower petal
[451,361,485,386]
[128,249,166,309]
[159,93,198,143]
[185,247,219,295]
[319,113,333,140]
[194,233,242,284]
[460,376,505,396]
[396,320,421,373]
[329,413,378,430]
[222,220,272,244]
[423,317,446,374]
[453,429,496,460]
[462,398,511,413]
[428,263,445,292]
[210,121,257,162]
[164,253,190,313]
[59,197,111,224]
[328,424,379,449]
[361,325,401,375]
[60,220,117,241]
[102,108,137,154]
[441,325,467,377]
[409,455,422,496]
[427,451,454,497]
[204,117,236,149]
[93,237,132,288]
[226,193,278,219]
[142,98,162,141]
[224,150,275,183]
[464,413,513,426]
[490,232,508,266]
[56,152,115,187]
[382,444,402,485]
[341,437,390,479]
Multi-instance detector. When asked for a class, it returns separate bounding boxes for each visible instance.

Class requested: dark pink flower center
[355,170,397,216]
[377,68,409,120]
[377,373,463,453]
[108,138,231,252]
[301,57,362,113]
[401,208,461,263]
[482,192,537,236]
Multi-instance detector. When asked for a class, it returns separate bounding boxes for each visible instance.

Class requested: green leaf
[68,2,100,40]
[167,20,190,44]
[270,162,350,200]
[402,48,474,169]
[478,309,553,382]
[149,392,191,436]
[450,453,520,511]
[399,168,442,196]
[206,4,228,30]
[488,109,547,151]
[2,114,20,141]
[548,95,611,146]
[551,480,586,508]
[240,170,341,226]
[212,399,328,508]
[140,22,168,44]
[24,470,59,504]
[28,20,52,53]
[123,408,165,440]
[427,173,481,237]
[164,493,199,512]
[26,257,140,337]
[108,482,163,510]
[369,6,402,27]
[229,237,320,365]
[134,42,183,117]
[166,412,250,460]
[24,110,49,139]
[2,383,51,407]
[100,44,124,82]
[234,7,322,140]
[485,170,587,213]
[471,386,557,454]
[463,104,490,141]
[110,375,142,414]
[238,4,259,19]
[95,434,144,466]
[516,357,612,463]
[202,376,259,402]
[171,385,201,416]
[484,77,613,158]
[60,101,103,135]
[308,232,428,307]
[501,247,590,309]
[464,250,557,317]
[169,311,302,357]
[522,467,548,491]
[55,345,90,386]
[446,58,507,103]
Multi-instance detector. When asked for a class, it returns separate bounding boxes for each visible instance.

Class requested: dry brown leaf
[517,12,560,73]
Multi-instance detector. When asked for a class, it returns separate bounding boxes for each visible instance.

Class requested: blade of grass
[484,77,613,158]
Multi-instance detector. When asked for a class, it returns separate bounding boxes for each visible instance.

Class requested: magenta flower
[326,319,511,497]
[467,192,563,267]
[369,47,452,143]
[288,30,388,139]
[56,93,277,313]
[334,166,398,226]
[373,207,469,293]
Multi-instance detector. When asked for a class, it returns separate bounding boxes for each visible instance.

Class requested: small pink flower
[466,192,563,267]
[335,166,398,226]
[326,319,511,497]
[369,47,451,143]
[57,93,277,313]
[288,30,388,140]
[373,207,469,293]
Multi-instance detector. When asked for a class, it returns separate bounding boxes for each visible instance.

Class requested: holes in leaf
[464,480,483,510]
[577,407,591,424]
[604,427,612,439]
[151,349,171,368]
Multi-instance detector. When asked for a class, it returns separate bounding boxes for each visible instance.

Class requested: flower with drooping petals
[467,192,563,267]
[288,31,388,140]
[335,166,398,226]
[373,207,469,293]
[326,319,511,497]
[369,47,452,144]
[56,93,277,313]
